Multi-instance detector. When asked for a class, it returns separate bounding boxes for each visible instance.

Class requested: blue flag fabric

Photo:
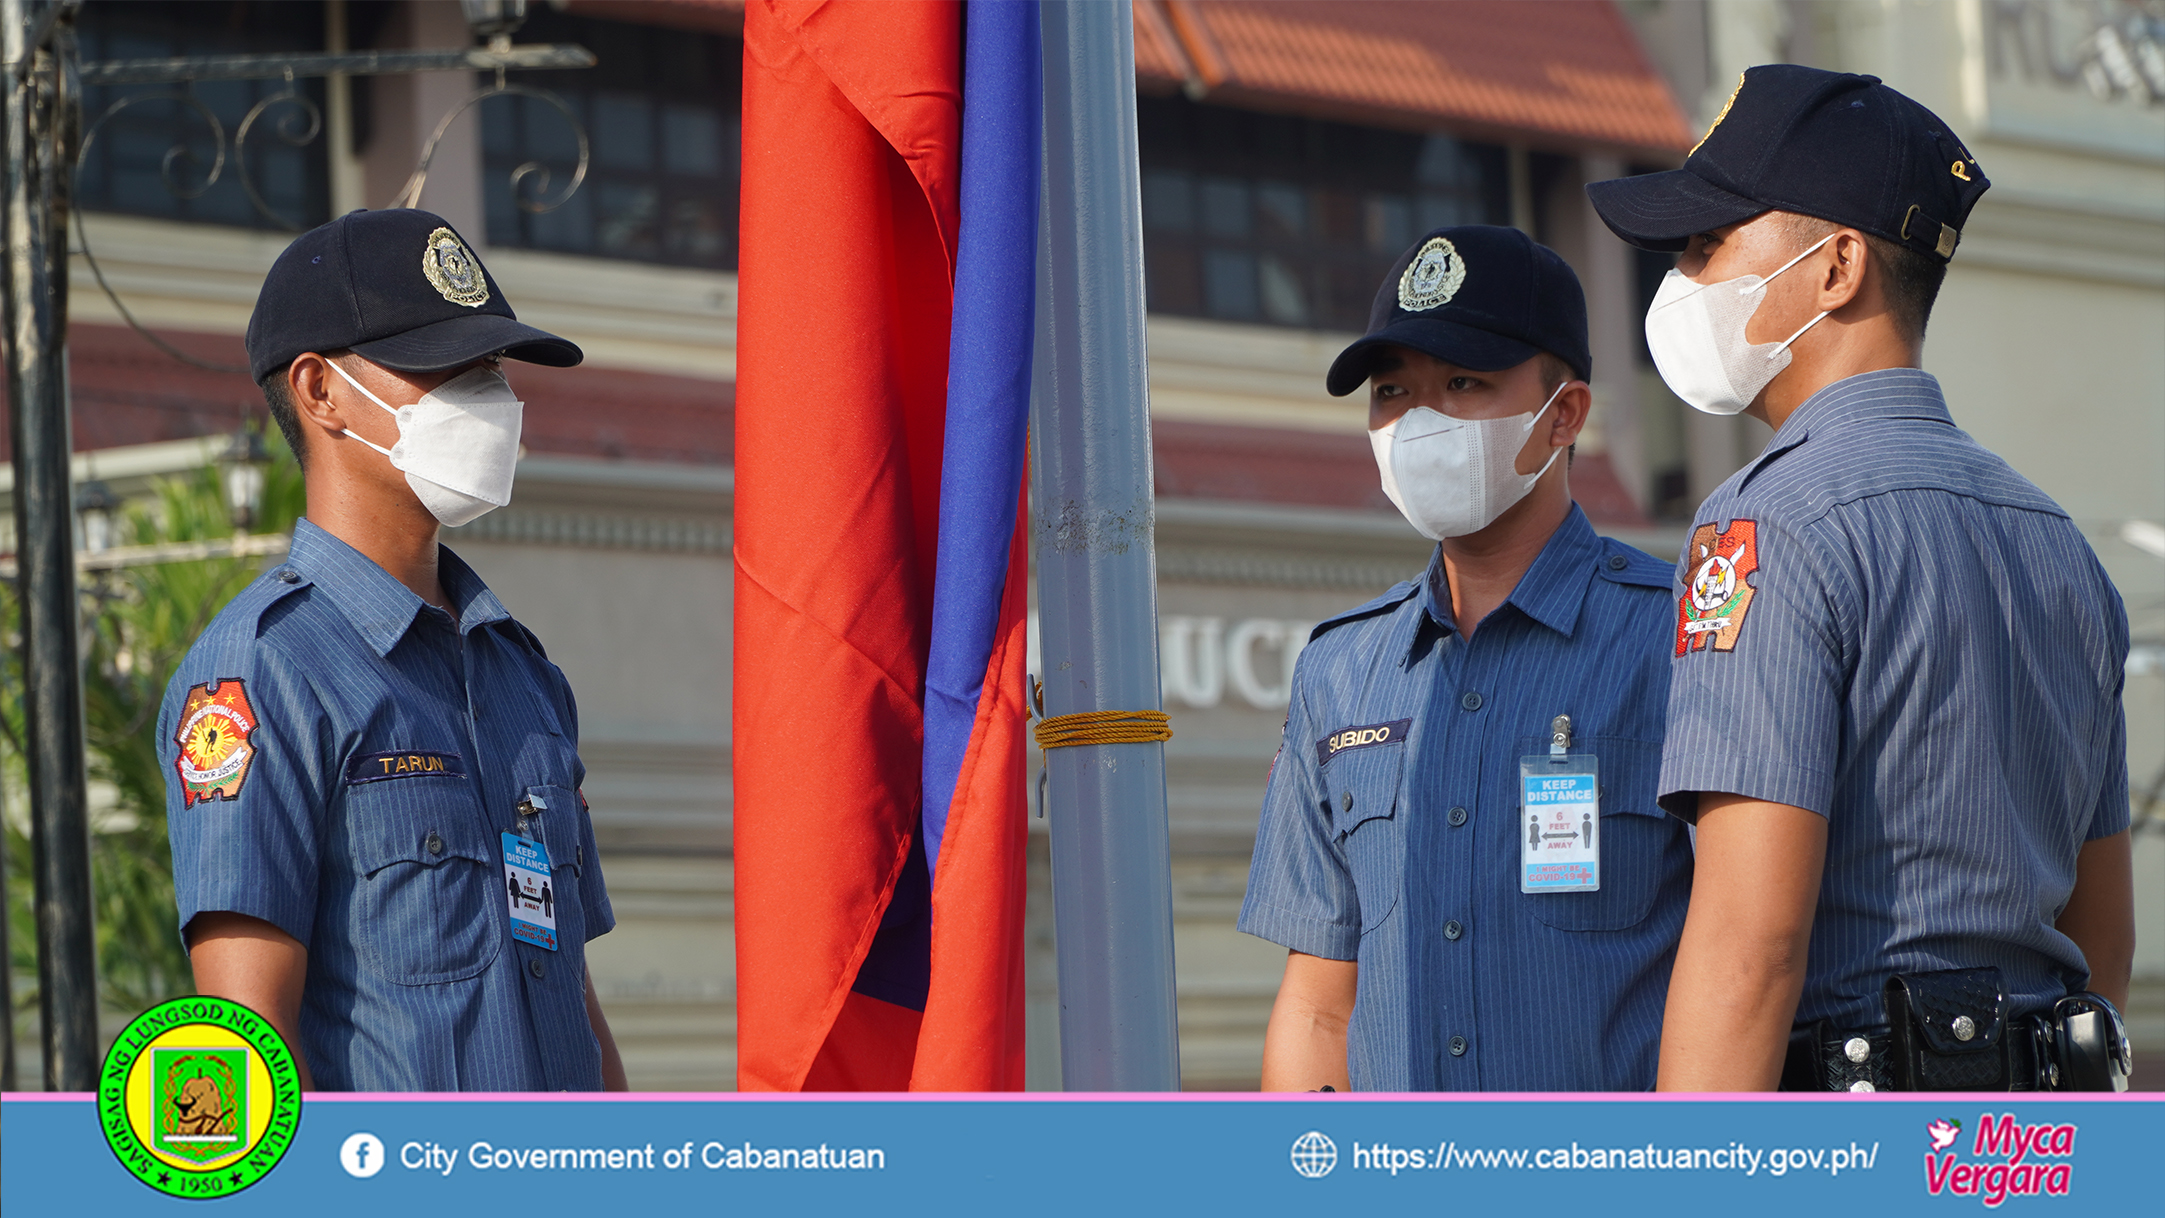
[920,0,1041,876]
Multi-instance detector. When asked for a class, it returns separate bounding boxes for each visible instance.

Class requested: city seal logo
[1676,519,1758,655]
[422,226,490,307]
[1397,236,1466,312]
[1290,1130,1338,1178]
[99,996,303,1199]
[174,679,259,807]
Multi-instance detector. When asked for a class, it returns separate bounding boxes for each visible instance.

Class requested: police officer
[162,209,626,1091]
[1588,66,2134,1091]
[1239,226,1693,1091]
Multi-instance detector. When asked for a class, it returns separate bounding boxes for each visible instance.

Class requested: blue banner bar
[7,1093,2159,1214]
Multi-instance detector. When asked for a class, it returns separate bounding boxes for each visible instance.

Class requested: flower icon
[1927,1119,1961,1152]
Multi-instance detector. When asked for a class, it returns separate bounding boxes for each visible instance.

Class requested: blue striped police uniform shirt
[1658,369,2130,1030]
[1239,504,1694,1091]
[162,519,614,1090]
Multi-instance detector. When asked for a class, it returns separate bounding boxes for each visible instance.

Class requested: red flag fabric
[734,0,963,1092]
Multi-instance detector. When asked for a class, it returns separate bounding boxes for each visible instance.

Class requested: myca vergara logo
[99,996,303,1199]
[1924,1112,2075,1207]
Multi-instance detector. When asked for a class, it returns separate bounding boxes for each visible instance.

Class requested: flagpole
[1031,0,1181,1092]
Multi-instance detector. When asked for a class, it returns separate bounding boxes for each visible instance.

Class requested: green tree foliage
[5,436,304,1030]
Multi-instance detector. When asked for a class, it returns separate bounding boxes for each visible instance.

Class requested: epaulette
[1306,578,1422,643]
[1596,538,1677,591]
[177,563,314,674]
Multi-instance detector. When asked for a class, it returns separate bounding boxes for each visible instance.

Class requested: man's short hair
[1777,212,1945,342]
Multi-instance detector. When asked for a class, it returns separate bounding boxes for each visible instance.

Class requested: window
[1138,96,1507,332]
[73,1,331,232]
[480,9,741,270]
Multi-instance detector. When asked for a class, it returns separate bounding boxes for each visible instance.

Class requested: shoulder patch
[1677,519,1759,655]
[173,679,261,806]
[1316,718,1412,767]
[1308,579,1421,644]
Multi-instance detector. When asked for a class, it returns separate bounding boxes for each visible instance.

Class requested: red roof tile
[1141,0,1692,154]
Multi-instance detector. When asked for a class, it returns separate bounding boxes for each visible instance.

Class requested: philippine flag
[734,0,1037,1092]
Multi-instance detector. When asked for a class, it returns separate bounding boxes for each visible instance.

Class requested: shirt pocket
[1324,744,1406,934]
[1522,737,1674,933]
[348,777,501,985]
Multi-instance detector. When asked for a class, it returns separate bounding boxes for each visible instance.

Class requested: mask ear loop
[1746,231,1839,361]
[326,359,402,457]
[1518,378,1573,481]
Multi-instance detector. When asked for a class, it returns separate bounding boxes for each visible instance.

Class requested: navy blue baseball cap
[245,208,581,384]
[1326,224,1589,397]
[1586,64,1989,262]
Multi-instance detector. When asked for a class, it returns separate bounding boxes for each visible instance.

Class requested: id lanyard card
[501,832,560,951]
[1521,715,1598,893]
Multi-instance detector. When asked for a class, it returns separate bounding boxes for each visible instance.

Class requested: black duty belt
[1780,968,2131,1093]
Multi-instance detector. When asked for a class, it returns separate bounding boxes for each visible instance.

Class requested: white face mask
[1642,232,1834,416]
[330,360,524,527]
[1369,380,1567,541]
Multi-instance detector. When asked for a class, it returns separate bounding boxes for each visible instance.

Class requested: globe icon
[1289,1130,1337,1178]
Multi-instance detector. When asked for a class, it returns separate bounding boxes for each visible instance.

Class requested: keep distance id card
[501,831,559,951]
[1521,754,1599,893]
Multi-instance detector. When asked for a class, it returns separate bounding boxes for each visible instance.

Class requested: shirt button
[1443,920,1463,940]
[1340,791,1354,813]
[424,832,443,856]
[1449,1035,1468,1057]
[528,958,546,980]
[1460,691,1483,712]
[1447,806,1468,827]
[1607,555,1628,571]
[277,569,300,584]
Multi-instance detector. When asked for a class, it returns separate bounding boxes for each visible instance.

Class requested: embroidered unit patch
[345,750,468,785]
[1677,518,1759,655]
[1397,236,1465,312]
[421,227,489,307]
[174,680,260,806]
[1316,718,1413,767]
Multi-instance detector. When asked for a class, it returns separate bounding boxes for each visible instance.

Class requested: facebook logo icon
[340,1132,386,1179]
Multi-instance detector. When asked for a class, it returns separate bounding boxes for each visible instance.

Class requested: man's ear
[1547,380,1592,449]
[1817,228,1870,314]
[286,353,349,440]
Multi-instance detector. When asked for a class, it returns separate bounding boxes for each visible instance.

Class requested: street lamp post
[4,0,101,1091]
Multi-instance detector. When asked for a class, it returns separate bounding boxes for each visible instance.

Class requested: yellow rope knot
[1032,709,1172,750]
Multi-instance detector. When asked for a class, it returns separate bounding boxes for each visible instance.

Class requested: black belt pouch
[1884,967,2009,1090]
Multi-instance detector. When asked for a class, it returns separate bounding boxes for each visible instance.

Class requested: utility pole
[1031,0,1181,1092]
[3,0,99,1090]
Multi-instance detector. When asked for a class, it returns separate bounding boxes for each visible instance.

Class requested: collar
[1744,368,1954,485]
[1411,503,1603,659]
[286,519,509,657]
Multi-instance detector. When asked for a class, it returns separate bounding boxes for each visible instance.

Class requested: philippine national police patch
[1677,519,1759,655]
[1397,236,1465,312]
[1317,718,1412,767]
[174,680,260,807]
[421,226,490,307]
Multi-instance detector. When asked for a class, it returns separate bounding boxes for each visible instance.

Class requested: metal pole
[4,0,99,1091]
[1031,0,1180,1093]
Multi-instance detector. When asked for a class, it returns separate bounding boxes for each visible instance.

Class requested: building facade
[5,0,2156,1089]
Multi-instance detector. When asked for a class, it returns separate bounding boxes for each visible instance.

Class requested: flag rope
[1032,709,1172,749]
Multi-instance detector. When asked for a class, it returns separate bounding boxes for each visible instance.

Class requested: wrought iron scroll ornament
[62,28,594,376]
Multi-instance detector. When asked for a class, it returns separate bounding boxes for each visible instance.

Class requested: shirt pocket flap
[1324,744,1406,839]
[352,802,494,875]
